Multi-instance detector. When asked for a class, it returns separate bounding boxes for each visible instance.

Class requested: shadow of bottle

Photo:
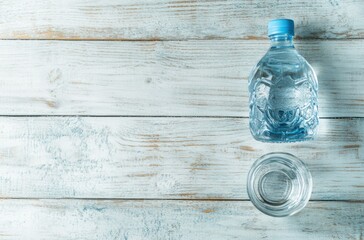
[290,25,364,201]
[296,36,364,118]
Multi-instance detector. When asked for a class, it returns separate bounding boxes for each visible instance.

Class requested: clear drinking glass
[247,152,312,217]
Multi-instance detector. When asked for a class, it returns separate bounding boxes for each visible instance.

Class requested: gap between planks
[1,38,364,42]
[0,197,363,203]
[0,115,361,119]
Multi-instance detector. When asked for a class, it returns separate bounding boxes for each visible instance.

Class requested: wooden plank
[1,0,363,40]
[0,40,363,117]
[0,117,362,200]
[0,199,362,239]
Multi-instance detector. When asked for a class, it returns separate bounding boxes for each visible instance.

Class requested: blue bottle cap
[268,19,294,37]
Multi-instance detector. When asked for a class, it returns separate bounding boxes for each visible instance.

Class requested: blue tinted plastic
[249,20,318,143]
[268,19,294,37]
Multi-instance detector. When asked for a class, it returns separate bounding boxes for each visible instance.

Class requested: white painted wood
[0,0,363,40]
[0,40,363,117]
[0,0,362,237]
[0,117,362,200]
[0,199,361,239]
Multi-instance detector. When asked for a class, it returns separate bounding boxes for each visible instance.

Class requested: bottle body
[249,36,318,142]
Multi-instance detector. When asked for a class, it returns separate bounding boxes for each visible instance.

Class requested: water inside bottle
[249,20,318,142]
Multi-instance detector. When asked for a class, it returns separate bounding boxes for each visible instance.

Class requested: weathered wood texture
[0,0,363,40]
[0,117,362,200]
[0,1,363,237]
[0,40,363,117]
[0,199,362,240]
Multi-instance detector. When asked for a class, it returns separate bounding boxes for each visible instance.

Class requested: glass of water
[247,152,312,217]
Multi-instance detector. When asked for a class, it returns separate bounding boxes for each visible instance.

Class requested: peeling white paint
[0,0,363,39]
[0,40,362,116]
[0,200,362,239]
[0,117,362,200]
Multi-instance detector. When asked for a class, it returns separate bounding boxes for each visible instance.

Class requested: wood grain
[0,0,362,237]
[0,199,362,239]
[0,0,363,40]
[0,117,362,200]
[0,40,363,117]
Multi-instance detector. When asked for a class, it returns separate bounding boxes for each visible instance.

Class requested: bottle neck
[269,34,294,49]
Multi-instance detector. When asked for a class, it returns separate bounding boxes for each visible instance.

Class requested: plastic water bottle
[249,19,318,142]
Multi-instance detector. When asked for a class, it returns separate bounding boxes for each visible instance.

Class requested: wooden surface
[0,40,363,117]
[1,0,363,40]
[0,0,363,239]
[0,200,362,240]
[0,117,363,201]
